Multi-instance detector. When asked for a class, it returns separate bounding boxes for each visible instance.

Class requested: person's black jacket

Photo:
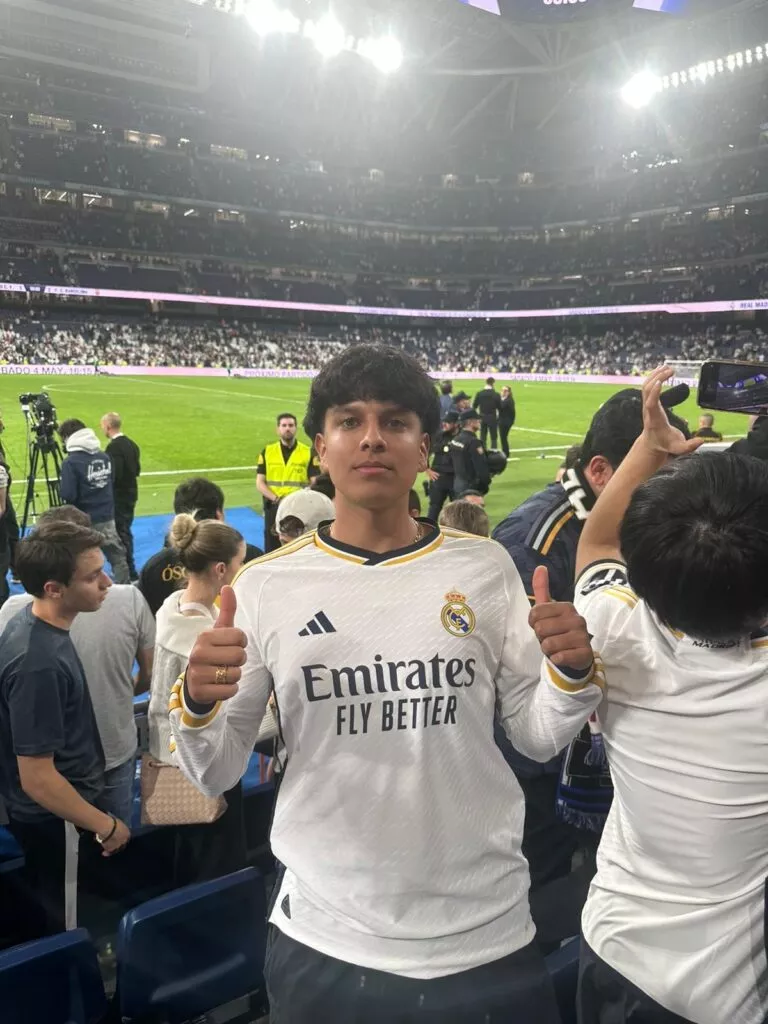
[430,429,456,476]
[106,434,141,506]
[0,457,18,569]
[730,419,768,460]
[499,395,516,426]
[450,430,491,494]
[472,388,502,420]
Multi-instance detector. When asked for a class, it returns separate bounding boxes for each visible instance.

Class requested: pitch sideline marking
[114,377,305,402]
[511,426,582,439]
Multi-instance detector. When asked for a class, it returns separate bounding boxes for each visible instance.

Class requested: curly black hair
[304,345,440,439]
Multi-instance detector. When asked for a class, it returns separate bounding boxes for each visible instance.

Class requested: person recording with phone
[574,365,768,1024]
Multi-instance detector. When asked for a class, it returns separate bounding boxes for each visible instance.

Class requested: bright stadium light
[310,14,346,57]
[244,0,299,34]
[621,70,662,109]
[358,35,403,73]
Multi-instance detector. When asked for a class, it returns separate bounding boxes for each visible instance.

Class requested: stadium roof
[1,0,766,171]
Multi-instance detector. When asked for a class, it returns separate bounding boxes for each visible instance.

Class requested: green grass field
[0,375,750,528]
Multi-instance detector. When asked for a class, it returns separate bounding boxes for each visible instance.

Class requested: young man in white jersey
[574,365,768,1024]
[171,345,605,1022]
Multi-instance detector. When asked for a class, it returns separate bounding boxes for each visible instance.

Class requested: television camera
[18,390,63,532]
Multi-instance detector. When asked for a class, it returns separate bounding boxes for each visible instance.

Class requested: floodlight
[358,35,403,73]
[244,0,299,34]
[311,14,346,57]
[620,70,661,109]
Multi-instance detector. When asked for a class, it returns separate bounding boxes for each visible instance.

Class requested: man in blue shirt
[0,519,130,939]
[58,419,130,583]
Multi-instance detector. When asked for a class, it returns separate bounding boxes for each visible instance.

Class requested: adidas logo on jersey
[299,611,337,637]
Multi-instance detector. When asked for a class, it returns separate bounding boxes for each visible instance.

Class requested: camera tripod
[20,430,63,534]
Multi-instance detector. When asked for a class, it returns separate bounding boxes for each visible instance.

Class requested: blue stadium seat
[133,692,150,714]
[116,866,267,1023]
[0,827,23,873]
[242,752,272,795]
[546,936,580,1024]
[0,928,106,1024]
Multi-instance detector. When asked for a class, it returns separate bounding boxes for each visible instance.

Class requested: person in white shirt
[149,511,247,888]
[170,345,604,1023]
[574,365,768,1024]
[149,513,245,765]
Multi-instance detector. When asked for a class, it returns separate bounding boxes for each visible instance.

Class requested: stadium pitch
[0,374,750,530]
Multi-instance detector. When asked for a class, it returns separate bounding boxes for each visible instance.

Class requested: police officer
[256,412,318,552]
[452,390,472,413]
[426,410,459,522]
[450,409,491,498]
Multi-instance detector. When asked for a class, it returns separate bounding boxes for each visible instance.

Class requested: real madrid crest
[441,591,476,638]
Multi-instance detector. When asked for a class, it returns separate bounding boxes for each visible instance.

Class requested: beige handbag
[140,755,227,826]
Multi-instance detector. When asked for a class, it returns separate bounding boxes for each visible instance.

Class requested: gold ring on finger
[215,665,229,686]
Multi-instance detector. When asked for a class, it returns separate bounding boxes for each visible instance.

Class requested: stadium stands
[1,314,765,373]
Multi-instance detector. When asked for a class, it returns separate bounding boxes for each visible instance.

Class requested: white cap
[276,489,336,534]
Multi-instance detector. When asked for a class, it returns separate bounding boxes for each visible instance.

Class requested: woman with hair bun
[148,512,246,883]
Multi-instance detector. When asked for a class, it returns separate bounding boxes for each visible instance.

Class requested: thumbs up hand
[528,566,594,675]
[186,586,248,705]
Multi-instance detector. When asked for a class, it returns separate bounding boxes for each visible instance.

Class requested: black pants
[172,781,246,889]
[5,816,116,942]
[266,928,561,1024]
[480,418,498,450]
[516,771,596,955]
[578,939,696,1024]
[114,500,137,579]
[499,421,513,457]
[427,475,454,522]
[263,501,280,553]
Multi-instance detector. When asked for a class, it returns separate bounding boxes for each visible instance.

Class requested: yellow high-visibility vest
[263,441,312,498]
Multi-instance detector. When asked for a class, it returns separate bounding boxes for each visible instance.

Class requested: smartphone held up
[697,360,768,416]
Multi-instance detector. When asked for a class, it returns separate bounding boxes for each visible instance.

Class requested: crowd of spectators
[1,314,765,374]
[6,125,768,229]
[2,219,768,312]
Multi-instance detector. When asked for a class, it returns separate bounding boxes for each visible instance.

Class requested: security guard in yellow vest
[256,412,318,552]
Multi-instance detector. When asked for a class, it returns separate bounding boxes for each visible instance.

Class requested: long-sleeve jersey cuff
[545,656,605,694]
[174,672,222,728]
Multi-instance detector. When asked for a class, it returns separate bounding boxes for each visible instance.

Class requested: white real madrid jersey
[575,560,768,1024]
[171,526,602,978]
